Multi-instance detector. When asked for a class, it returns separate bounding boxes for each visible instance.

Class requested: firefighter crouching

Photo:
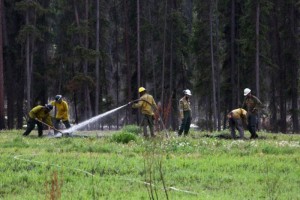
[23,104,53,137]
[227,108,247,139]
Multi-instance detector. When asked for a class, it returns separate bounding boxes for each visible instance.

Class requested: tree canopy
[0,0,299,133]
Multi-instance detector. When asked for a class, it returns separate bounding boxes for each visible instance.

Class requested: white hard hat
[184,89,192,96]
[244,88,251,96]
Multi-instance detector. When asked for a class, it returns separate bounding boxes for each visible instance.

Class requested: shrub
[111,132,137,144]
[121,125,141,135]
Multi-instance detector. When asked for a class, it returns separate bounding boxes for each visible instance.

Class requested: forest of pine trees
[0,0,299,133]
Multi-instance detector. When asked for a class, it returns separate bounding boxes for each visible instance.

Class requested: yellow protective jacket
[179,96,191,119]
[29,105,53,126]
[228,108,247,119]
[50,100,69,121]
[132,93,157,116]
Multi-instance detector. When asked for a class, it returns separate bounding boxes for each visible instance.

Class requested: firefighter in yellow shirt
[50,95,71,134]
[23,104,53,137]
[178,89,192,136]
[132,87,158,137]
[227,108,247,139]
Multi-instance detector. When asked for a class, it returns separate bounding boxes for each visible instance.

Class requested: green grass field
[0,128,299,200]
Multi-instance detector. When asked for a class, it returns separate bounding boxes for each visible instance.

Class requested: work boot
[178,130,183,136]
[64,132,73,137]
[250,134,258,139]
[238,136,245,140]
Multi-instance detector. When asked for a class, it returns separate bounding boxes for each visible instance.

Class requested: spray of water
[63,104,128,133]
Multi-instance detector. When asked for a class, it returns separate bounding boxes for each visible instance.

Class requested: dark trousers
[53,118,71,133]
[178,111,191,136]
[247,113,258,138]
[229,118,244,139]
[141,114,155,137]
[23,118,43,137]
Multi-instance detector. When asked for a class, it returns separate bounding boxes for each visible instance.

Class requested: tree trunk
[25,10,31,110]
[230,0,236,109]
[269,4,280,133]
[2,2,13,129]
[148,1,156,99]
[95,0,100,115]
[84,0,92,118]
[0,0,5,129]
[168,24,173,129]
[209,1,217,130]
[289,2,299,133]
[255,0,260,98]
[137,0,141,87]
[72,64,79,124]
[270,73,277,132]
[74,0,92,120]
[215,0,221,131]
[279,68,287,133]
[113,0,120,129]
[161,0,168,108]
[74,1,83,45]
[278,1,287,133]
[254,0,260,130]
[279,45,286,132]
[124,0,132,123]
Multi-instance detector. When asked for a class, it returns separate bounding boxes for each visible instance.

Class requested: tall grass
[45,171,63,200]
[0,130,299,199]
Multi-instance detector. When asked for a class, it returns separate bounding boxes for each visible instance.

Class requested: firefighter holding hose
[131,87,158,137]
[23,104,53,137]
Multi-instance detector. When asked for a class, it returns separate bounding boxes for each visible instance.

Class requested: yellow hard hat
[138,87,146,93]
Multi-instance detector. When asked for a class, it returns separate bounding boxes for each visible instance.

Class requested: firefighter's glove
[251,108,257,112]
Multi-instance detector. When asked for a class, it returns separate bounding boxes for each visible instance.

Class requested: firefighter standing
[23,104,53,137]
[178,89,192,136]
[227,108,247,139]
[132,87,158,137]
[242,88,263,139]
[50,95,71,134]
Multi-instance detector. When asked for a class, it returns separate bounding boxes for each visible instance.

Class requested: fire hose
[35,99,168,137]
